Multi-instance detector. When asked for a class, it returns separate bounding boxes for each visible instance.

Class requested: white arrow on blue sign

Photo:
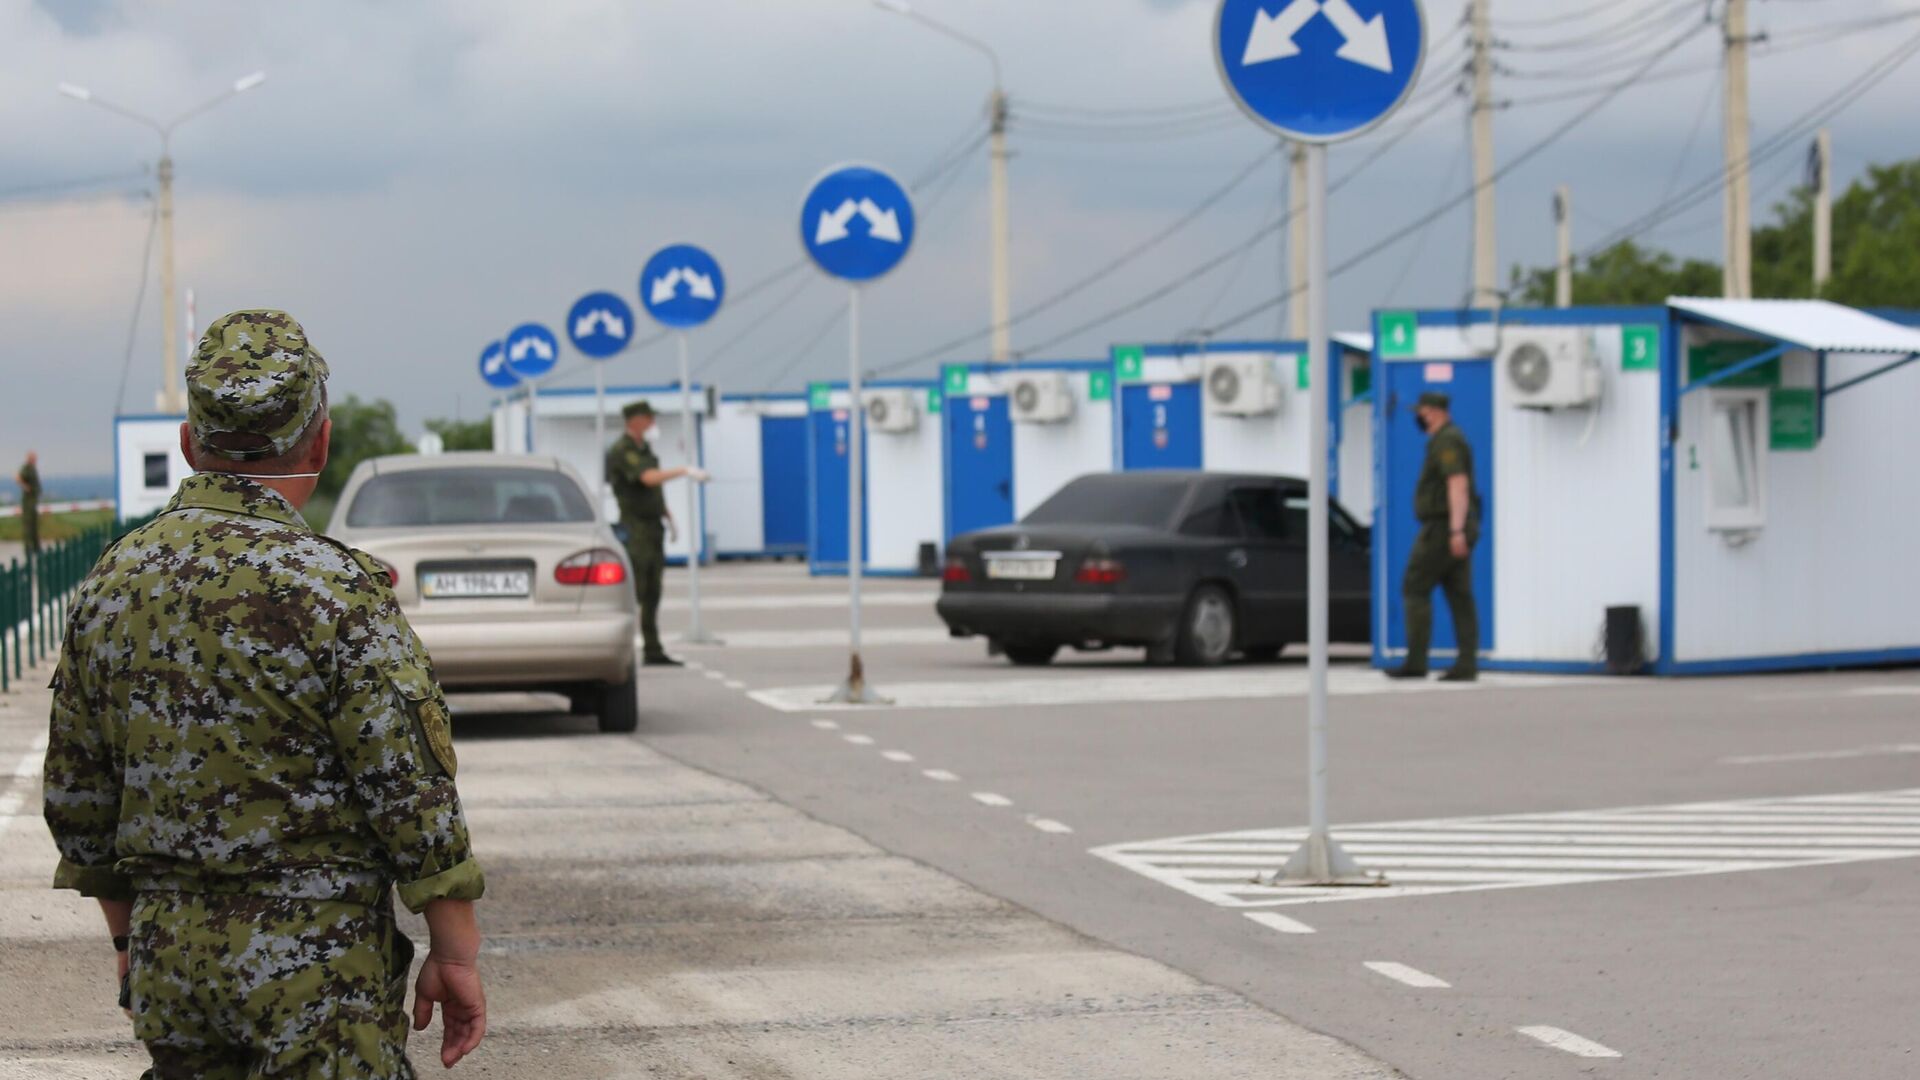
[503,322,560,380]
[800,164,915,282]
[640,244,726,330]
[567,291,636,359]
[479,340,518,389]
[1215,0,1425,142]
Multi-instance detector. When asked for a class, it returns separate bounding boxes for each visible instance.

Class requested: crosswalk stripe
[1091,788,1920,910]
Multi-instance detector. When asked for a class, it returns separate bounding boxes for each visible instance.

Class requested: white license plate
[985,558,1056,581]
[422,571,531,598]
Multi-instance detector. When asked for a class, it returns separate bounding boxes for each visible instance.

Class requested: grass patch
[0,509,114,544]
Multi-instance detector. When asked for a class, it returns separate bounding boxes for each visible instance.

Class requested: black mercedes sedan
[936,471,1371,666]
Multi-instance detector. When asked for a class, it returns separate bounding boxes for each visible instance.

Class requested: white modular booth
[113,414,192,520]
[496,384,711,564]
[1368,299,1920,676]
[805,379,943,577]
[1109,338,1375,522]
[704,394,811,559]
[937,360,1116,539]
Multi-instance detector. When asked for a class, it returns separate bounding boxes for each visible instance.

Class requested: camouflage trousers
[129,891,416,1080]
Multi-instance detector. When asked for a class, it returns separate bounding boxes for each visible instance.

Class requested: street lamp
[871,1,1012,363]
[59,71,267,413]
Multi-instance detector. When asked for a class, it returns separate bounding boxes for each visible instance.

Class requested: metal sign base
[824,654,891,705]
[679,630,725,646]
[1267,828,1389,888]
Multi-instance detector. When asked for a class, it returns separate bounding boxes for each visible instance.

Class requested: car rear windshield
[1022,475,1189,528]
[344,468,595,528]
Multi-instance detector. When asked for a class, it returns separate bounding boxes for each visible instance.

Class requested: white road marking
[843,734,875,746]
[1028,817,1074,834]
[1244,911,1316,935]
[1091,788,1920,909]
[1848,685,1920,697]
[881,750,915,763]
[922,769,959,782]
[1364,961,1451,989]
[703,670,727,682]
[679,627,953,650]
[722,679,746,691]
[0,733,49,840]
[1517,1025,1622,1058]
[972,792,1013,808]
[1722,743,1920,765]
[811,719,840,730]
[684,659,706,672]
[751,668,1599,712]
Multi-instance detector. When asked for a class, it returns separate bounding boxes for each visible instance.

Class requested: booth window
[1704,388,1766,532]
[142,454,170,490]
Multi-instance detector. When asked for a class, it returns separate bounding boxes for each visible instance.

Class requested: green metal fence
[2,514,155,693]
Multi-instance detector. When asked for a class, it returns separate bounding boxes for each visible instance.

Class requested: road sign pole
[1275,143,1368,886]
[828,286,884,704]
[678,332,718,644]
[594,361,607,509]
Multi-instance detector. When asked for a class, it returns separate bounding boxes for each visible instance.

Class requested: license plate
[422,571,531,598]
[985,558,1056,581]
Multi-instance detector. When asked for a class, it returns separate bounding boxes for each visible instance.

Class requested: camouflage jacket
[42,473,483,913]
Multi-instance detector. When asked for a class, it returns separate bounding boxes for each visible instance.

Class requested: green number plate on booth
[808,382,831,410]
[1379,312,1417,358]
[943,365,969,396]
[1621,325,1659,371]
[1114,346,1144,381]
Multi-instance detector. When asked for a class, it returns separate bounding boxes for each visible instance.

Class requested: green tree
[424,417,493,451]
[1511,240,1721,307]
[308,395,413,529]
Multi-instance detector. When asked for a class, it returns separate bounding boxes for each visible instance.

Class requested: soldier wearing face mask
[1386,390,1481,682]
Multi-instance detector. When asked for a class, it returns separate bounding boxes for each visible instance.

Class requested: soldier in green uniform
[42,310,488,1078]
[1388,391,1481,682]
[16,451,40,554]
[605,400,708,666]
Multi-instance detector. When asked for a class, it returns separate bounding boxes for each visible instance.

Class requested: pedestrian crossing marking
[1090,789,1920,909]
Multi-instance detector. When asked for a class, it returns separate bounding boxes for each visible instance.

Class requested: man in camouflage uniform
[15,450,40,554]
[605,400,707,666]
[1387,391,1481,682]
[42,310,487,1078]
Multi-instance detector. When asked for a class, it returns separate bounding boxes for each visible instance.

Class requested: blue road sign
[504,322,560,380]
[1215,0,1425,142]
[800,164,915,282]
[640,244,726,330]
[567,291,636,359]
[479,340,518,389]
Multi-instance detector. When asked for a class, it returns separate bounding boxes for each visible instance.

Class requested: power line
[1494,0,1699,52]
[1492,0,1648,30]
[758,300,848,392]
[0,168,148,204]
[113,201,161,417]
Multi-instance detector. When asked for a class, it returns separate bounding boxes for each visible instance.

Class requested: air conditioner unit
[1501,329,1603,409]
[864,388,920,434]
[1204,355,1283,416]
[1006,371,1074,423]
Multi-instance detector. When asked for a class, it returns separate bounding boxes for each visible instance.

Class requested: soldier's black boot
[643,654,683,667]
[1439,667,1477,682]
[1383,665,1429,679]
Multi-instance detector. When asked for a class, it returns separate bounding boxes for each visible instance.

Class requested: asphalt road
[633,563,1920,1079]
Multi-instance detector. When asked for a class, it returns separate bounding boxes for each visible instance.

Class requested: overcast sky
[5,0,1917,473]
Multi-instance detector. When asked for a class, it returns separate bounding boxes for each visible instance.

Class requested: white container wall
[114,416,190,520]
[704,396,810,558]
[1671,330,1920,667]
[806,384,943,575]
[520,387,706,563]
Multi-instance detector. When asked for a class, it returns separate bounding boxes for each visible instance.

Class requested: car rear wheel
[1175,585,1236,667]
[1004,644,1060,666]
[590,668,639,733]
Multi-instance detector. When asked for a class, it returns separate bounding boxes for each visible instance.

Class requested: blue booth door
[759,415,808,554]
[1120,383,1202,470]
[808,408,868,569]
[946,394,1014,539]
[1376,359,1495,663]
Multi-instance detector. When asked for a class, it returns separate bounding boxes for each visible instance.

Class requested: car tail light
[941,556,972,584]
[1075,557,1125,585]
[556,548,627,586]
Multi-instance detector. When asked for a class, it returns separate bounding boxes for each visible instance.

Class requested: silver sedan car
[329,452,640,731]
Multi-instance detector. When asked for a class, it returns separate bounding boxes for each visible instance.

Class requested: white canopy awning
[1670,298,1920,354]
[1333,331,1373,353]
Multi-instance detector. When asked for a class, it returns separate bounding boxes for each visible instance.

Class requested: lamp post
[872,1,1011,363]
[59,72,267,413]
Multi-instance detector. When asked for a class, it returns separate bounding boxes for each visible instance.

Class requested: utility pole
[1554,186,1572,308]
[1469,0,1498,307]
[157,154,178,411]
[989,87,1013,362]
[1289,144,1308,337]
[1723,0,1753,299]
[1812,128,1833,294]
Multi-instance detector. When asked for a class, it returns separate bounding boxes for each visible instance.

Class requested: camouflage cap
[1416,391,1451,410]
[622,400,655,420]
[187,310,330,460]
